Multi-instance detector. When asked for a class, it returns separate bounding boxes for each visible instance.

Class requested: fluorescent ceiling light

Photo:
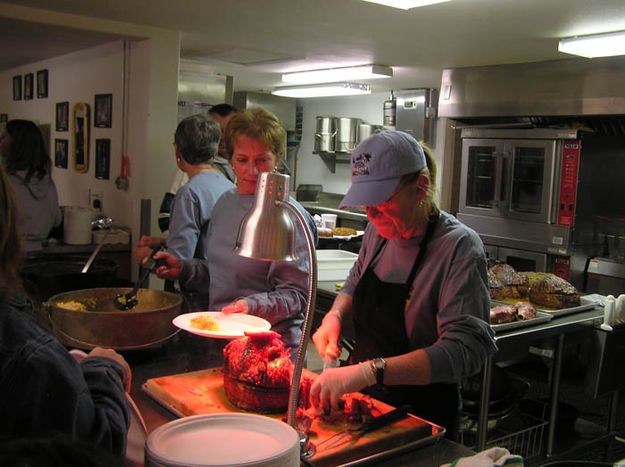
[282,65,392,84]
[362,0,452,10]
[559,30,625,58]
[272,83,371,98]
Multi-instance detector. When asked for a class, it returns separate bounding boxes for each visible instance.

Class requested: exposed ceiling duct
[438,56,625,133]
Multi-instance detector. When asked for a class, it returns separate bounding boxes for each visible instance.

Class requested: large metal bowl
[46,288,182,350]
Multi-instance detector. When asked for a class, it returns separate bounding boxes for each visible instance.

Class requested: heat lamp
[233,171,317,457]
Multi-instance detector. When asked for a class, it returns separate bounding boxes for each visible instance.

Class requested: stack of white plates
[145,413,300,467]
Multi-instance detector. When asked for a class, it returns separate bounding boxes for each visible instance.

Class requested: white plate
[146,413,299,466]
[173,311,271,339]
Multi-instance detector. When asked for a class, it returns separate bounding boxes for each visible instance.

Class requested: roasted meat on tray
[490,301,536,324]
[527,273,581,309]
[222,331,293,412]
[488,264,530,300]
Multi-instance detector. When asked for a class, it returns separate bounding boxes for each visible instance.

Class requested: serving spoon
[113,247,160,311]
[81,217,113,274]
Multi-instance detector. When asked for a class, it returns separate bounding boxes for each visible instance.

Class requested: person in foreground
[154,107,316,357]
[310,130,497,440]
[0,164,131,455]
[0,119,61,254]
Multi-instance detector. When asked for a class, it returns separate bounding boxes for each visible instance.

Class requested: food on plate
[332,227,358,237]
[222,331,293,412]
[528,273,580,309]
[55,300,89,312]
[318,227,333,238]
[488,264,530,300]
[190,315,219,331]
[490,301,537,324]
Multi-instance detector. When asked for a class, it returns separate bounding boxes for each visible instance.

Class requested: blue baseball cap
[340,130,426,208]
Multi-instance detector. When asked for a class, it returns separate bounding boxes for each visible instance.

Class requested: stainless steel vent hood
[438,56,625,119]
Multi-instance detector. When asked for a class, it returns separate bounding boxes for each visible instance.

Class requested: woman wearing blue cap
[311,130,497,440]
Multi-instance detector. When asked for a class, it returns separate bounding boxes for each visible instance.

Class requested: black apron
[350,213,461,440]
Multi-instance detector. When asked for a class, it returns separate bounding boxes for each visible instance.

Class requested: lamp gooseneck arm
[278,200,317,429]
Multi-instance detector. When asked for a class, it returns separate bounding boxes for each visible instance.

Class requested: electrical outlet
[89,189,103,211]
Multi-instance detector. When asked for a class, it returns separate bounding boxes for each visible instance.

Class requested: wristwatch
[371,357,386,385]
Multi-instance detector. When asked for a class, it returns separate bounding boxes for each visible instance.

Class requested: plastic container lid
[145,413,300,467]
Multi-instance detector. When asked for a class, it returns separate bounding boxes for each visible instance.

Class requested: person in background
[310,131,497,440]
[158,103,237,234]
[153,107,317,357]
[133,114,235,305]
[0,119,61,255]
[0,163,131,456]
[208,103,238,183]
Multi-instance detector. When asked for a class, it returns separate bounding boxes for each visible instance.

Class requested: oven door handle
[493,151,506,206]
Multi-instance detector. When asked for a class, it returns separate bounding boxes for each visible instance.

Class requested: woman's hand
[221,299,249,314]
[133,235,165,263]
[85,347,132,392]
[312,312,342,360]
[153,251,182,280]
[309,362,374,413]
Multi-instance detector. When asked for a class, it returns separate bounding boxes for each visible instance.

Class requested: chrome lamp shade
[234,172,296,261]
[234,171,318,457]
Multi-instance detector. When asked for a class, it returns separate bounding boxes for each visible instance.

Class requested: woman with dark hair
[0,119,61,254]
[0,164,131,456]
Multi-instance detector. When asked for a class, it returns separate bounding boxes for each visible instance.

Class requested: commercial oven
[457,128,625,290]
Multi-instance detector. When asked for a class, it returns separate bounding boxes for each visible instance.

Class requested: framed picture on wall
[24,73,34,100]
[94,94,112,128]
[37,69,49,98]
[95,138,110,180]
[54,139,68,169]
[12,76,22,101]
[56,102,69,131]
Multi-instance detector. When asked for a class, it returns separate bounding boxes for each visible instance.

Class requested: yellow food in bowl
[55,300,88,312]
[190,315,220,331]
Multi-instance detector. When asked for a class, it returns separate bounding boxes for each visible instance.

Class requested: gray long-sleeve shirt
[8,171,62,253]
[167,171,234,260]
[179,189,317,350]
[341,210,497,383]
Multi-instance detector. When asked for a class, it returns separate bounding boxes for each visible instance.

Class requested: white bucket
[145,413,300,467]
[63,206,94,245]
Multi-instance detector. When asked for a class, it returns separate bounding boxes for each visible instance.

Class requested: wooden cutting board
[143,368,441,467]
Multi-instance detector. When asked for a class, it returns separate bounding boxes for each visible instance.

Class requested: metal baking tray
[490,299,596,318]
[531,302,597,317]
[490,310,553,333]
